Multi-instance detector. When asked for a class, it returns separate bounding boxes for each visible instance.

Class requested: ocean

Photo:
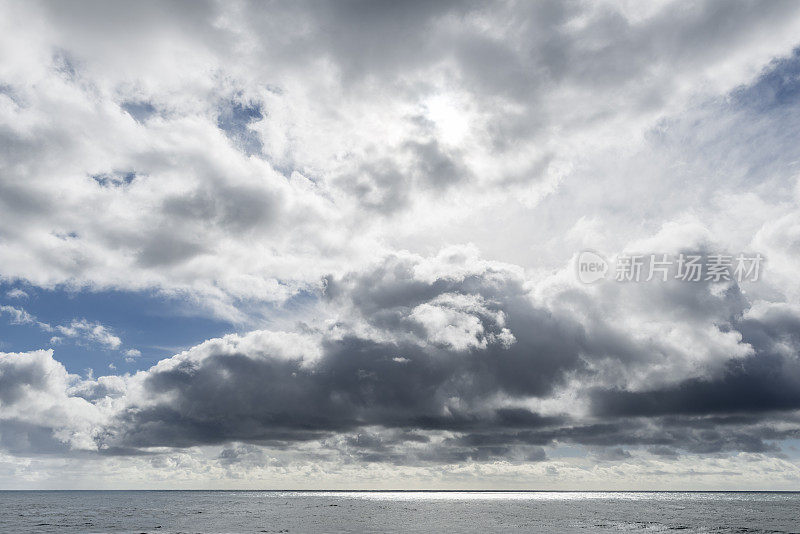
[0,490,797,533]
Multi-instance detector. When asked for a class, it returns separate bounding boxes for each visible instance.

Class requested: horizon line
[2,489,799,493]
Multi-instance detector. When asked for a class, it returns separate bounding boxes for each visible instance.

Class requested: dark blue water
[0,490,798,533]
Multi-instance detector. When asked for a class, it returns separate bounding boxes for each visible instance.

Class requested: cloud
[2,0,800,486]
[0,305,38,326]
[1,247,798,472]
[0,350,109,453]
[1,0,799,314]
[4,289,28,300]
[0,305,124,351]
[56,319,122,350]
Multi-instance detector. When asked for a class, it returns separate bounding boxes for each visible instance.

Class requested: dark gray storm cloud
[591,309,800,418]
[61,251,796,464]
[2,247,800,469]
[108,255,586,453]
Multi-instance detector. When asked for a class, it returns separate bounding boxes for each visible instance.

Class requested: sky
[2,0,800,490]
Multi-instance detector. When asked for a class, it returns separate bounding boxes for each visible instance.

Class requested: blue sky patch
[732,47,800,111]
[0,283,235,375]
[217,100,264,156]
[121,100,157,123]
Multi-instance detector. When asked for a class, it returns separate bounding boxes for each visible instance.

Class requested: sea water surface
[0,490,798,533]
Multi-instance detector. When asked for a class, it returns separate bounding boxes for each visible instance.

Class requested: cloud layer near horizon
[4,247,800,487]
[3,0,800,488]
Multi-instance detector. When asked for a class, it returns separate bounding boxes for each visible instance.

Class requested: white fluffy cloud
[0,0,799,316]
[0,350,109,451]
